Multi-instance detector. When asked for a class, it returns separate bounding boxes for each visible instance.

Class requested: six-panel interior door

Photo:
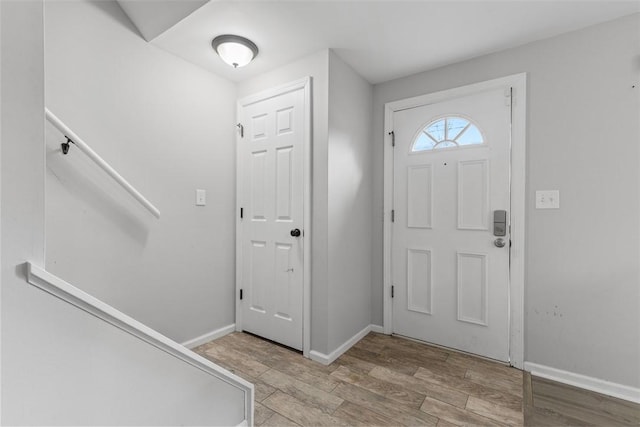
[392,87,511,362]
[239,88,304,351]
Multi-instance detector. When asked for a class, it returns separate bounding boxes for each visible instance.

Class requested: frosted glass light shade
[211,35,258,68]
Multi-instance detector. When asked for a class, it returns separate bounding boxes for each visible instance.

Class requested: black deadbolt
[290,228,301,237]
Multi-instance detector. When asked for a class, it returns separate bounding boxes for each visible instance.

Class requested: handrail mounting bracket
[61,136,74,155]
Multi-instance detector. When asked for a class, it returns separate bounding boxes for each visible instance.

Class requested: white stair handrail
[45,108,161,218]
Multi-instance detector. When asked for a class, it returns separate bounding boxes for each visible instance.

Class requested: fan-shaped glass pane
[414,132,436,151]
[446,117,468,140]
[426,119,445,141]
[456,124,483,146]
[412,116,484,152]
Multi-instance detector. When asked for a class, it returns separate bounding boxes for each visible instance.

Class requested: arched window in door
[412,116,484,152]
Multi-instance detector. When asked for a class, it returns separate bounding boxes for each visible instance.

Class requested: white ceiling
[137,1,640,84]
[117,0,208,41]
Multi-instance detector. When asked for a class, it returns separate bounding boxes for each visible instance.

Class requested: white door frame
[383,73,526,368]
[235,77,312,357]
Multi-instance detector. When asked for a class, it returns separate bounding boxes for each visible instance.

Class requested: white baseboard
[309,324,372,365]
[370,324,384,334]
[524,362,640,404]
[182,324,236,349]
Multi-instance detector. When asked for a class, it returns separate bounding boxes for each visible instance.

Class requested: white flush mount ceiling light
[211,34,258,68]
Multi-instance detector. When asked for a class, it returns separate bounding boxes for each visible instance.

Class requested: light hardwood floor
[193,332,640,426]
[523,372,640,426]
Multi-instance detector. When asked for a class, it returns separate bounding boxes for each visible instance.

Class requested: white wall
[1,0,47,419]
[327,51,374,351]
[45,0,237,343]
[237,49,332,353]
[372,14,640,388]
[2,2,246,424]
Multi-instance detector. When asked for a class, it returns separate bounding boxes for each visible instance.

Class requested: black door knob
[290,228,301,237]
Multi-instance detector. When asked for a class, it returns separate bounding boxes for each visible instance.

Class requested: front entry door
[238,84,306,351]
[391,87,511,361]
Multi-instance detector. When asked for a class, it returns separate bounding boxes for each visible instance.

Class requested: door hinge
[240,207,244,219]
[239,289,243,300]
[391,285,395,298]
[237,123,244,138]
[388,130,395,147]
[391,209,395,222]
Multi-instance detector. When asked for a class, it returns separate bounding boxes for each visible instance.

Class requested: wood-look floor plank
[232,337,344,391]
[251,380,278,403]
[332,353,378,375]
[415,366,523,412]
[446,352,521,382]
[524,406,592,427]
[380,345,467,378]
[357,332,396,345]
[346,346,419,376]
[532,376,640,425]
[436,418,459,427]
[265,359,342,393]
[332,382,438,426]
[420,396,504,426]
[534,395,636,427]
[259,369,344,414]
[261,412,301,426]
[466,395,524,425]
[192,342,215,353]
[465,368,523,396]
[254,402,275,426]
[330,365,426,408]
[234,332,339,375]
[523,371,534,425]
[368,366,469,409]
[230,334,300,363]
[332,401,400,427]
[194,350,276,402]
[203,344,270,378]
[262,391,349,426]
[223,333,297,363]
[352,335,389,354]
[377,335,450,362]
[222,334,341,393]
[215,333,271,357]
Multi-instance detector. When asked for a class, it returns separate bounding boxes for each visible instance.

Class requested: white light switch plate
[535,190,560,209]
[196,189,206,206]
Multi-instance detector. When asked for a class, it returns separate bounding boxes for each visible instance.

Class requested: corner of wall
[326,50,374,354]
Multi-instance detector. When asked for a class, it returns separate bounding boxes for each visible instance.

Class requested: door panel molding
[457,159,490,231]
[456,251,489,326]
[407,165,433,229]
[383,73,526,368]
[406,247,433,315]
[236,77,312,357]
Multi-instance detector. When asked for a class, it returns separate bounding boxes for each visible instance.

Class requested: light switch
[535,190,560,209]
[196,189,206,206]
